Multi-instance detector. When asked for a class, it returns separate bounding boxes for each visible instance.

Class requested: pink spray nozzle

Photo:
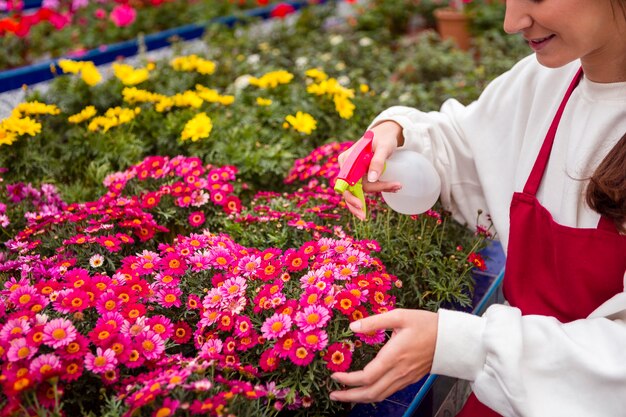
[335,130,374,187]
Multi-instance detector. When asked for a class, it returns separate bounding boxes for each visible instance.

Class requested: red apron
[457,68,626,417]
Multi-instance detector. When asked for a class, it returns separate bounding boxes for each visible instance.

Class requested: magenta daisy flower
[294,304,331,332]
[152,398,180,417]
[0,318,31,342]
[219,276,248,299]
[30,353,62,380]
[159,253,187,276]
[236,255,261,278]
[188,252,210,272]
[186,294,201,310]
[355,329,386,345]
[188,211,205,228]
[42,318,77,349]
[7,337,37,362]
[85,347,118,374]
[147,315,173,340]
[156,287,182,308]
[259,348,280,372]
[96,235,122,252]
[135,331,165,360]
[323,342,353,372]
[199,338,223,360]
[289,344,314,367]
[234,316,252,338]
[297,329,328,352]
[261,313,292,340]
[207,247,234,270]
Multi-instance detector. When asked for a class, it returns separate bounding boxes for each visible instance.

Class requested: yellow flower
[112,63,150,86]
[87,107,139,132]
[256,97,272,106]
[172,91,203,109]
[249,70,294,89]
[155,97,174,113]
[181,112,213,142]
[359,83,370,93]
[305,68,328,82]
[12,101,60,118]
[171,55,216,75]
[0,127,17,146]
[57,59,83,74]
[68,106,97,123]
[2,115,41,136]
[122,87,164,104]
[284,111,317,134]
[219,95,234,106]
[80,62,102,86]
[334,95,355,120]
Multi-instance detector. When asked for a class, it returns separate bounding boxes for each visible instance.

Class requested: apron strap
[523,67,584,195]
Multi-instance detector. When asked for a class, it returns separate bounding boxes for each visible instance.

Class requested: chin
[534,54,577,69]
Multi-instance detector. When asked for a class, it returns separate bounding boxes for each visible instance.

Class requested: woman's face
[503,0,626,82]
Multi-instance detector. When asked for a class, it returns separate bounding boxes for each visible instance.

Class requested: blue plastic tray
[348,240,506,417]
[0,0,323,93]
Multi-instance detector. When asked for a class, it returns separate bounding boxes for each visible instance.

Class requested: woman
[329,0,626,415]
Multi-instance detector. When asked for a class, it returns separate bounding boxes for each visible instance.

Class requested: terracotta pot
[433,7,472,51]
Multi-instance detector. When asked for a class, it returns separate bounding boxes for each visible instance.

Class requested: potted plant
[433,0,473,51]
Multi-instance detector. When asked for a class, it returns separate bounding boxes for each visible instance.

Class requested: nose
[503,0,533,34]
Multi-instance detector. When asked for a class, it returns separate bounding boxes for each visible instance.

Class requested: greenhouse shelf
[0,0,326,93]
[348,240,506,417]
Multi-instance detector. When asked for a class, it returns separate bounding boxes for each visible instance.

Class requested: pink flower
[355,328,386,345]
[261,312,292,340]
[85,347,117,374]
[7,337,36,361]
[297,329,328,352]
[110,4,136,27]
[199,338,223,360]
[188,211,205,227]
[218,276,247,299]
[0,318,31,342]
[30,353,61,380]
[94,8,106,19]
[259,348,280,372]
[294,304,331,332]
[289,344,314,366]
[135,331,165,360]
[156,287,182,308]
[153,398,179,417]
[42,318,77,349]
[323,342,352,372]
[147,315,173,340]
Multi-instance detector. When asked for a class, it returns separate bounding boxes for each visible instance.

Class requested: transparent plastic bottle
[379,150,441,215]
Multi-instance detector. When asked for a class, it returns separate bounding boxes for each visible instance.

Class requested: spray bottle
[334,130,441,217]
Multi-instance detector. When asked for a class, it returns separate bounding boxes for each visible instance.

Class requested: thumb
[367,151,388,183]
[350,309,406,334]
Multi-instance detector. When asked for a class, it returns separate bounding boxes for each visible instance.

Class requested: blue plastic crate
[0,0,325,93]
[349,240,506,417]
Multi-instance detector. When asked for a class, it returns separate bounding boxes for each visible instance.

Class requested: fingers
[329,310,438,404]
[350,309,406,333]
[361,179,402,194]
[343,191,366,221]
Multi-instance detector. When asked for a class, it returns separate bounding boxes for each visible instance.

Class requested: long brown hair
[586,0,626,233]
[586,132,626,233]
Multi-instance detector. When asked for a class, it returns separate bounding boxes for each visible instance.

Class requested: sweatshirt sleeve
[367,100,488,230]
[366,55,574,241]
[431,274,626,417]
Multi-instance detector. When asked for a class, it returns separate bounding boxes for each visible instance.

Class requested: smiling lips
[526,34,556,51]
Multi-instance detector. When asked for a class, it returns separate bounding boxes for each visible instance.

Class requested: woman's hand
[338,121,405,220]
[329,309,438,403]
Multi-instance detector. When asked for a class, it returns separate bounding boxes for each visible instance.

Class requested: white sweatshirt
[370,55,626,417]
